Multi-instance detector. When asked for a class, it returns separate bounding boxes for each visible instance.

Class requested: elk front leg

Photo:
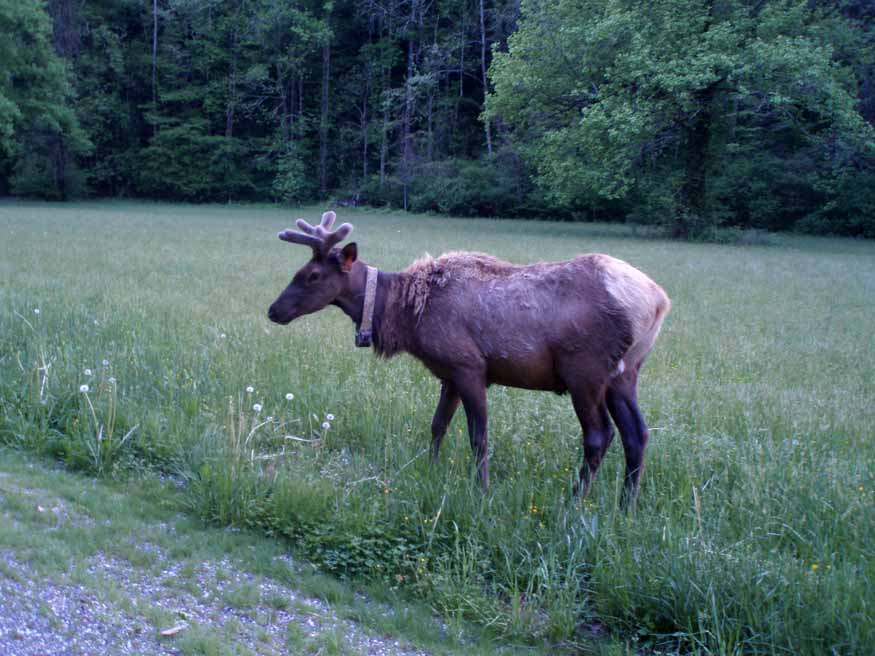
[453,373,489,490]
[431,381,460,462]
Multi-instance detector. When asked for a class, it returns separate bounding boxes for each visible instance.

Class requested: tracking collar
[355,265,378,347]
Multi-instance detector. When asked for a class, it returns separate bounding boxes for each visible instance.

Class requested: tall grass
[1,200,873,653]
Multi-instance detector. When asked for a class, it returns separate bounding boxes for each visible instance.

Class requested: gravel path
[0,466,432,656]
[0,549,426,656]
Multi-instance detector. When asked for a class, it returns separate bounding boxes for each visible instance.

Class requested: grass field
[1,199,874,654]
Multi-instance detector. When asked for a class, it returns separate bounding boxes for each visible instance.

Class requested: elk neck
[332,262,401,353]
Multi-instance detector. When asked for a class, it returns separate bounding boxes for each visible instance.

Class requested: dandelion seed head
[326,413,335,421]
[220,333,226,339]
[285,393,294,401]
[266,416,273,422]
[253,403,263,413]
[84,368,93,376]
[102,359,110,367]
[322,421,331,430]
[33,308,40,315]
[246,386,254,394]
[79,384,89,393]
[108,377,117,385]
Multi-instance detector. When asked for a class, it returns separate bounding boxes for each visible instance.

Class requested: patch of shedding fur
[401,251,515,322]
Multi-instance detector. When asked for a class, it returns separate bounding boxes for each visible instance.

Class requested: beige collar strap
[355,265,378,347]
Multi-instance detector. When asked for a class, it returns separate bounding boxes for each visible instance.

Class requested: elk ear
[340,242,357,273]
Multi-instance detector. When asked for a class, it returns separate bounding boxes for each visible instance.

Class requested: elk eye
[307,271,321,284]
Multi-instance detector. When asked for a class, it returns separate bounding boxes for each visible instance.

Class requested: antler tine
[320,211,336,229]
[320,222,353,251]
[280,211,353,255]
[314,211,337,239]
[277,228,322,252]
[295,218,319,236]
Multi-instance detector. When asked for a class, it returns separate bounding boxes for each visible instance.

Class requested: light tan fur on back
[596,254,671,369]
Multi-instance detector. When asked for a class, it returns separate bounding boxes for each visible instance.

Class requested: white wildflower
[33,308,40,315]
[326,413,335,421]
[266,416,274,422]
[79,384,90,393]
[102,359,110,367]
[84,368,93,376]
[220,333,226,339]
[285,393,294,401]
[246,386,254,394]
[108,377,117,385]
[253,403,263,413]
[322,421,331,430]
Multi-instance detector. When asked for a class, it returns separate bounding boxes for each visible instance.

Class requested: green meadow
[1,200,873,654]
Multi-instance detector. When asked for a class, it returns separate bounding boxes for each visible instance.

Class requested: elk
[268,211,671,506]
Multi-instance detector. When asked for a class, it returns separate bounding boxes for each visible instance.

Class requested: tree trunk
[319,39,331,199]
[225,45,237,138]
[456,8,465,129]
[674,3,717,238]
[49,0,79,57]
[401,36,415,210]
[426,92,434,161]
[280,75,291,145]
[676,84,718,238]
[479,0,493,155]
[47,0,79,197]
[152,0,159,135]
[379,62,388,187]
[54,136,68,201]
[362,65,371,185]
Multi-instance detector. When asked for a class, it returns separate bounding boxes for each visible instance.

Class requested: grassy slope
[0,448,533,656]
[1,199,874,654]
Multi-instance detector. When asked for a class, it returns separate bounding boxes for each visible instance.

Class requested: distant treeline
[1,0,874,237]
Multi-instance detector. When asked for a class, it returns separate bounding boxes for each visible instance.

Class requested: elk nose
[267,305,279,322]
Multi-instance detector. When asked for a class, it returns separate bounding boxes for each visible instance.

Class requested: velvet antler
[278,210,354,255]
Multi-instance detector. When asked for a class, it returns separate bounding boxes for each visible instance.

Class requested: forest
[1,0,874,237]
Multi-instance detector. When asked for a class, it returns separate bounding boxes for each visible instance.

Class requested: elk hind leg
[453,372,489,490]
[606,380,650,509]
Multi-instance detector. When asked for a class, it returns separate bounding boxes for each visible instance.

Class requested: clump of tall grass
[75,377,138,475]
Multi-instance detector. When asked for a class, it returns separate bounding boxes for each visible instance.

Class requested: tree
[0,0,89,198]
[488,0,875,236]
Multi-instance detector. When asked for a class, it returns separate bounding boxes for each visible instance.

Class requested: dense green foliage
[488,0,875,236]
[1,0,522,208]
[0,0,90,198]
[2,201,874,653]
[1,0,875,235]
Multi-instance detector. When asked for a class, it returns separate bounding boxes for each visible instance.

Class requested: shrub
[408,152,540,218]
[797,166,875,238]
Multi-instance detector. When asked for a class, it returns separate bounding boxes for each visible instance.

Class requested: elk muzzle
[267,299,296,325]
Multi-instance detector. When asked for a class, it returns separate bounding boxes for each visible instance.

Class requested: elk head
[267,211,358,325]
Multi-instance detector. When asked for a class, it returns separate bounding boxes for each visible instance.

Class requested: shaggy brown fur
[268,217,670,505]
